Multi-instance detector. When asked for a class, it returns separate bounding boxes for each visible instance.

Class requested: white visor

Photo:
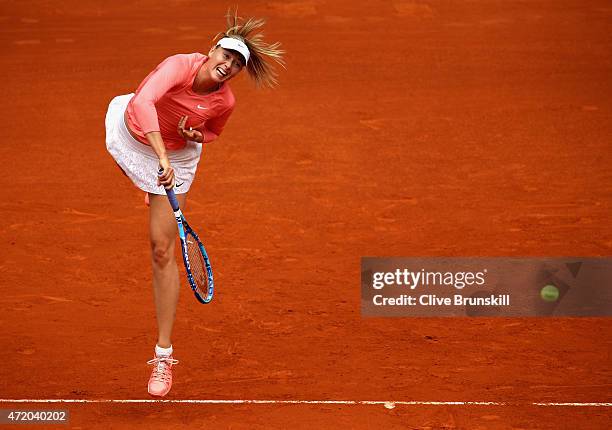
[217,37,250,64]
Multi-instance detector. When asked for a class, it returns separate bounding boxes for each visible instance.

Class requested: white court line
[0,399,610,407]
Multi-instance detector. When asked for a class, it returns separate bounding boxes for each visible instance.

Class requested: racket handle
[158,167,180,212]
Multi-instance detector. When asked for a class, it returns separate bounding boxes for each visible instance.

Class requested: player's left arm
[177,106,235,144]
[200,106,234,143]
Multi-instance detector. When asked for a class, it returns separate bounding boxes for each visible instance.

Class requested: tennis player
[104,12,284,397]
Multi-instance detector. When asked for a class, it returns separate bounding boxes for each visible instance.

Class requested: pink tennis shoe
[147,355,179,397]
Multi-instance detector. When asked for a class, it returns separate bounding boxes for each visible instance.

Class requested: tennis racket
[158,168,214,304]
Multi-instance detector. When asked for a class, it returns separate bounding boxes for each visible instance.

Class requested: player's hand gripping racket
[158,168,214,304]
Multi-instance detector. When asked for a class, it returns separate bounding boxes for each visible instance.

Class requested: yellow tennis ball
[540,284,559,302]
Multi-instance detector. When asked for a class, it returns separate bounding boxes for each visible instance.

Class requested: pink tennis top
[125,53,235,150]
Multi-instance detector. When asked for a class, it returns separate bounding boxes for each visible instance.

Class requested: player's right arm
[130,55,191,188]
[145,131,173,189]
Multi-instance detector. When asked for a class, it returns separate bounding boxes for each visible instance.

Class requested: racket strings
[186,235,208,295]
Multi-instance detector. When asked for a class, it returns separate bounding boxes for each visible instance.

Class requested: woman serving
[104,11,284,397]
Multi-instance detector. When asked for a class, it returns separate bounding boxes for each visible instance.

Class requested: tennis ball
[540,284,559,302]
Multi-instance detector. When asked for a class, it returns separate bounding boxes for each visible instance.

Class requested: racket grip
[158,167,180,212]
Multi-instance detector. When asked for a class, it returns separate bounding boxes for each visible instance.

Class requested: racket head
[183,228,214,304]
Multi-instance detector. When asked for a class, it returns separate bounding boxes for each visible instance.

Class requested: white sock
[155,344,173,357]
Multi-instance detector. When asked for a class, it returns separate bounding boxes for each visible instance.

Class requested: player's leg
[148,192,187,348]
[147,191,186,397]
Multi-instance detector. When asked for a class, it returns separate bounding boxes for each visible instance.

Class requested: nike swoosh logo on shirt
[197,105,208,110]
[175,181,184,188]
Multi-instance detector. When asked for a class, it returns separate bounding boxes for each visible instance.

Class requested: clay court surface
[1,0,611,428]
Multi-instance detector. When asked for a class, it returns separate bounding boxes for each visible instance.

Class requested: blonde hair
[214,10,285,88]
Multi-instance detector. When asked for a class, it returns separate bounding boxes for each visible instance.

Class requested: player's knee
[151,239,173,267]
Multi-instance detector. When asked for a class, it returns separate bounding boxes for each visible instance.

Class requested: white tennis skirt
[105,93,202,195]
